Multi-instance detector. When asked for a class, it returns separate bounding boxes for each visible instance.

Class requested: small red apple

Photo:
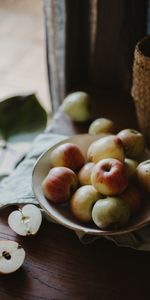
[50,143,85,172]
[42,167,78,203]
[91,158,128,196]
[78,162,95,185]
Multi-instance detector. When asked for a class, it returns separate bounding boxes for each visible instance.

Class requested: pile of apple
[42,117,150,230]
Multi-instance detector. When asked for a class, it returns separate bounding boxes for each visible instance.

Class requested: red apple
[87,135,124,163]
[42,167,78,203]
[117,128,145,159]
[70,185,101,222]
[91,158,128,196]
[121,184,142,215]
[50,142,85,172]
[78,162,95,185]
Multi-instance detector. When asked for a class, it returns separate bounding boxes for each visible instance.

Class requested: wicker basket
[131,35,150,144]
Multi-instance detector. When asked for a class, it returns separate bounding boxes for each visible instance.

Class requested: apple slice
[0,240,25,274]
[8,204,42,236]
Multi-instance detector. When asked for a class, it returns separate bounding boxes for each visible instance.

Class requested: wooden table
[1,92,150,300]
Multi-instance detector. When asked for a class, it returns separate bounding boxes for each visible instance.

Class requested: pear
[62,91,91,122]
[0,240,25,274]
[8,204,42,236]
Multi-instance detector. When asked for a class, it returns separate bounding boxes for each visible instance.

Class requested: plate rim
[32,133,150,236]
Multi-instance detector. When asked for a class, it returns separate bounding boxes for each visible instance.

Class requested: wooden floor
[0,0,51,113]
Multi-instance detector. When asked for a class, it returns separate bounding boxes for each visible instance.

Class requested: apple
[136,160,150,192]
[92,197,130,229]
[8,204,42,236]
[121,184,142,215]
[0,240,25,274]
[62,91,91,122]
[117,129,145,159]
[125,158,138,179]
[50,142,85,172]
[70,185,102,222]
[88,118,114,135]
[91,158,128,196]
[78,162,95,185]
[87,135,124,163]
[42,167,78,203]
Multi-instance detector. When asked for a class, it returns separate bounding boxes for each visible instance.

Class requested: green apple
[125,158,138,179]
[70,185,101,222]
[136,160,150,192]
[87,135,125,163]
[92,197,130,229]
[88,118,114,135]
[62,91,91,122]
[117,129,145,159]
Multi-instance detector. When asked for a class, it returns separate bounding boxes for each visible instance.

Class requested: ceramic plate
[32,134,150,236]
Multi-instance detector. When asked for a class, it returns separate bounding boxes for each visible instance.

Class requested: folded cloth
[0,132,150,251]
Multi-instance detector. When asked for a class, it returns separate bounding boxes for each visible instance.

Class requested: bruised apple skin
[117,129,145,159]
[50,143,85,172]
[91,158,128,196]
[78,162,95,185]
[92,197,130,230]
[88,118,114,135]
[121,184,142,215]
[136,160,150,193]
[42,167,78,203]
[70,185,102,222]
[87,135,125,163]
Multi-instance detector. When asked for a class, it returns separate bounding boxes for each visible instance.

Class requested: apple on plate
[87,135,124,163]
[78,162,95,185]
[50,142,85,172]
[121,184,142,215]
[125,158,138,179]
[70,185,102,222]
[42,166,78,203]
[62,91,91,122]
[117,129,145,159]
[88,118,114,135]
[0,240,25,274]
[91,158,128,196]
[8,204,42,236]
[136,160,150,192]
[92,197,130,230]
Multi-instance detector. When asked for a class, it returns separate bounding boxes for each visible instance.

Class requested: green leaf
[0,94,47,140]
